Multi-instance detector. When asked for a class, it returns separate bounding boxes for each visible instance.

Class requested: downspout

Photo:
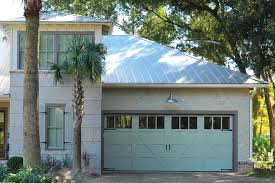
[249,87,257,160]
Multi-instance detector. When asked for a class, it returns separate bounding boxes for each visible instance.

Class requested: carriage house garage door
[103,114,233,171]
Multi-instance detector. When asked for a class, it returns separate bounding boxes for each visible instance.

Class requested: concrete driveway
[82,173,274,183]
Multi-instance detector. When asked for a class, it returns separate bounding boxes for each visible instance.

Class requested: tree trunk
[264,87,275,161]
[72,76,85,172]
[23,0,42,167]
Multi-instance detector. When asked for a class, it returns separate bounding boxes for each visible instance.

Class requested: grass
[248,170,275,179]
[247,160,275,179]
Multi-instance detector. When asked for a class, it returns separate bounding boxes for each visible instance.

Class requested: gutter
[249,87,257,160]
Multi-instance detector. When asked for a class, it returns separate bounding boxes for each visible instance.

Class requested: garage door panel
[136,144,165,155]
[104,157,133,170]
[134,157,166,171]
[104,131,134,144]
[104,114,233,171]
[105,144,133,156]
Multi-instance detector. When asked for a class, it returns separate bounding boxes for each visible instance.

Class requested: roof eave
[102,83,268,89]
[0,21,113,25]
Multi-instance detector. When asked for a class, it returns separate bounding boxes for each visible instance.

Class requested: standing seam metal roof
[1,12,112,24]
[101,35,265,85]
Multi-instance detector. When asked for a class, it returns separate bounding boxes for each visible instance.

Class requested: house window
[47,106,64,149]
[18,31,94,70]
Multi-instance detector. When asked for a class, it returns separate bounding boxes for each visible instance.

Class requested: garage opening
[103,114,233,171]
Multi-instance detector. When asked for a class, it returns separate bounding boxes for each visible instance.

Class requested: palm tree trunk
[72,76,85,172]
[23,0,41,167]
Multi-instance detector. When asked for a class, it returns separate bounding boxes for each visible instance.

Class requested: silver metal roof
[102,35,265,85]
[0,34,267,97]
[0,11,112,24]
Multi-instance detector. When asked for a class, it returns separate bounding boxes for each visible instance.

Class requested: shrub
[3,167,53,183]
[0,164,9,181]
[41,155,62,173]
[7,156,23,172]
[253,135,270,161]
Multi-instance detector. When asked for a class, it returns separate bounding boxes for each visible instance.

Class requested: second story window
[18,31,94,70]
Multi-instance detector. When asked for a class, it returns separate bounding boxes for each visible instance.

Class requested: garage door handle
[165,144,167,151]
[169,144,171,151]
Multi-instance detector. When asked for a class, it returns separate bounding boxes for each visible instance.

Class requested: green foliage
[3,167,53,183]
[7,157,23,172]
[0,164,9,181]
[253,135,271,161]
[50,36,106,84]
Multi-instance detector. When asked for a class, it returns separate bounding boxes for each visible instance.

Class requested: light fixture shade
[165,93,178,104]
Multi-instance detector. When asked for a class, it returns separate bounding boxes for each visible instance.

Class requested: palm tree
[23,0,42,167]
[50,36,106,172]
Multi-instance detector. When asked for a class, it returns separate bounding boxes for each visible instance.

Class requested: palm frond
[49,63,63,82]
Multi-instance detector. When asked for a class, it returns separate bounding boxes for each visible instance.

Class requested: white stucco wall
[9,72,102,172]
[102,87,251,163]
[8,23,103,173]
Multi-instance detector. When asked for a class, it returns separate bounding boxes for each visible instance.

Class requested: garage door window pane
[148,116,156,129]
[115,116,132,128]
[139,116,147,129]
[204,117,212,129]
[222,117,230,129]
[172,117,179,129]
[189,117,197,129]
[213,117,221,129]
[106,116,114,128]
[180,117,188,129]
[157,116,164,129]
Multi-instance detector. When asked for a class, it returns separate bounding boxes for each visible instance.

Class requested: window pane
[139,116,147,129]
[48,129,56,147]
[48,108,56,127]
[115,116,132,128]
[47,35,54,52]
[55,107,64,128]
[189,117,197,129]
[39,53,48,69]
[204,117,212,129]
[0,112,4,123]
[56,129,63,148]
[19,51,24,69]
[213,117,221,129]
[180,117,188,129]
[172,117,179,129]
[19,33,25,50]
[157,116,164,129]
[106,116,114,128]
[0,124,4,145]
[148,116,156,129]
[222,117,230,129]
[57,52,66,65]
[40,34,47,51]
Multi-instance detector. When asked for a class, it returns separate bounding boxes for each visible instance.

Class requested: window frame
[204,115,232,130]
[138,115,165,129]
[171,115,198,130]
[17,31,95,70]
[104,115,133,129]
[45,104,66,150]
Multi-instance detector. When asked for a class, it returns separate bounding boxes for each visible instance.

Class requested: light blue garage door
[103,115,233,171]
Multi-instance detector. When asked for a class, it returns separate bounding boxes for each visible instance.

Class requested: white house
[0,12,268,174]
